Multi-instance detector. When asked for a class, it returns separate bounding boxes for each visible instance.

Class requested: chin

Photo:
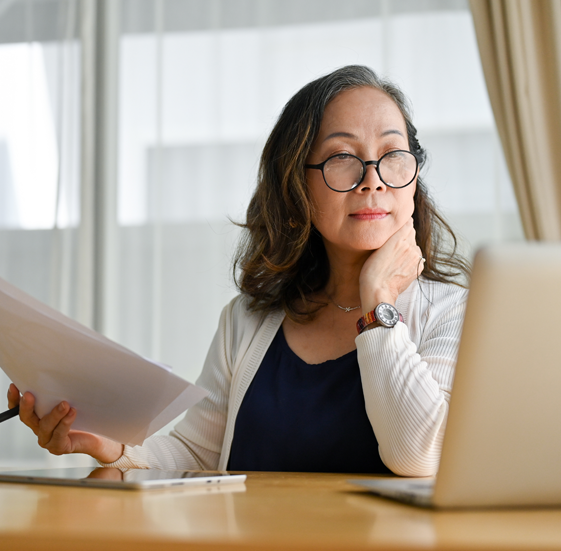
[341,239,388,254]
[322,231,391,255]
[354,235,391,251]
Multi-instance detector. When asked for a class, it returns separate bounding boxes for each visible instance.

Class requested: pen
[0,405,20,423]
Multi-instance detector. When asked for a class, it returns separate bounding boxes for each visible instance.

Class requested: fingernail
[21,394,27,404]
[58,402,66,412]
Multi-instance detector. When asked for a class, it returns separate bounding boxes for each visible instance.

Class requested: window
[0,0,523,468]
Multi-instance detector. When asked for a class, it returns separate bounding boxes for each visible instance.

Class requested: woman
[7,65,469,476]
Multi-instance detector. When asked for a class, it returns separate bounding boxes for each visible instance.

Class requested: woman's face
[306,86,417,256]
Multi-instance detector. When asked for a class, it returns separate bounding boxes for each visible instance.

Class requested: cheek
[306,174,321,210]
[308,177,338,224]
[403,184,416,217]
[311,198,339,234]
[391,186,416,228]
[408,194,416,216]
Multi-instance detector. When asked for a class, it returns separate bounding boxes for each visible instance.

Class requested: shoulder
[398,278,468,313]
[219,294,285,368]
[421,278,468,306]
[220,294,275,332]
[397,279,468,342]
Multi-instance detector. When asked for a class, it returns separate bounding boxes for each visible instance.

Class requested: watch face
[375,303,399,327]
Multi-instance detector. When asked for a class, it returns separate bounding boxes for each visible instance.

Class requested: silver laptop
[350,242,561,508]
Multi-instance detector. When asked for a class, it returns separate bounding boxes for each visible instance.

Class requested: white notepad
[0,276,209,445]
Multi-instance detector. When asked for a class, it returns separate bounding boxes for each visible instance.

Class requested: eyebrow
[323,129,405,142]
[380,129,405,138]
[323,131,358,142]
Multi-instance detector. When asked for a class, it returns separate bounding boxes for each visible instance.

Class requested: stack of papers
[0,277,208,445]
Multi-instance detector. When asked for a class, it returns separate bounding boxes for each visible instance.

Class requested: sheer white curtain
[0,0,524,468]
[0,0,96,468]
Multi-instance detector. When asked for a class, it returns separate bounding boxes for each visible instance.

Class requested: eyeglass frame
[304,150,419,192]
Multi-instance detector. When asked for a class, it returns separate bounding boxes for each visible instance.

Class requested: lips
[349,208,389,220]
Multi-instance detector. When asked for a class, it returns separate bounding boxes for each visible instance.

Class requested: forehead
[319,86,407,137]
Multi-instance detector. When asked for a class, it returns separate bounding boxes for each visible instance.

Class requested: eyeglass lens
[323,152,416,191]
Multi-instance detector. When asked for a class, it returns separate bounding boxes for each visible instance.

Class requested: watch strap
[356,309,403,334]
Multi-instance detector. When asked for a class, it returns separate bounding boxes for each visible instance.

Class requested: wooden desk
[2,471,561,551]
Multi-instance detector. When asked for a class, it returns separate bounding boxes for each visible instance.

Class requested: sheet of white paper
[0,277,209,445]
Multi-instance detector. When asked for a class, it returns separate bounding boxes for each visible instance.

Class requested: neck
[323,244,371,307]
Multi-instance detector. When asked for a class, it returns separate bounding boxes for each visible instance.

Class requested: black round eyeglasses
[305,150,418,192]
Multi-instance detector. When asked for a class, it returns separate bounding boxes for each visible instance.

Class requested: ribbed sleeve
[98,435,208,470]
[356,280,467,476]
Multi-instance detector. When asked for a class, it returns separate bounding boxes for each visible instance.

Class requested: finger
[36,401,72,448]
[18,392,41,433]
[388,218,417,250]
[44,408,77,455]
[7,383,21,409]
[399,216,414,229]
[392,217,414,239]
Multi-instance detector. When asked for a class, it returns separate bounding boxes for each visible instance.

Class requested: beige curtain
[469,0,561,240]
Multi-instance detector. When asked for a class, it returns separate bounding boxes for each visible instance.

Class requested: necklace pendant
[329,295,360,313]
[334,303,360,313]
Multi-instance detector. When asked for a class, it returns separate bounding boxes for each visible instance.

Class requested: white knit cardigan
[102,278,467,476]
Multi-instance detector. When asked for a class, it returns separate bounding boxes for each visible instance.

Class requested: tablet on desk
[0,467,246,490]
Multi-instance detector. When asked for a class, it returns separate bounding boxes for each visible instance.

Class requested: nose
[358,164,386,192]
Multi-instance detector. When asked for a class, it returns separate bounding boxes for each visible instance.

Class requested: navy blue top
[228,327,391,473]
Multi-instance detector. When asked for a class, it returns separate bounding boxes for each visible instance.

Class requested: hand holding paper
[8,383,125,463]
[0,276,209,446]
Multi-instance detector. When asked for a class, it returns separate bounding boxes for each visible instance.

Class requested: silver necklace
[328,296,360,313]
[335,303,360,313]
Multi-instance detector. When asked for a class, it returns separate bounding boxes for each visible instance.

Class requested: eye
[382,150,404,160]
[327,153,356,166]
